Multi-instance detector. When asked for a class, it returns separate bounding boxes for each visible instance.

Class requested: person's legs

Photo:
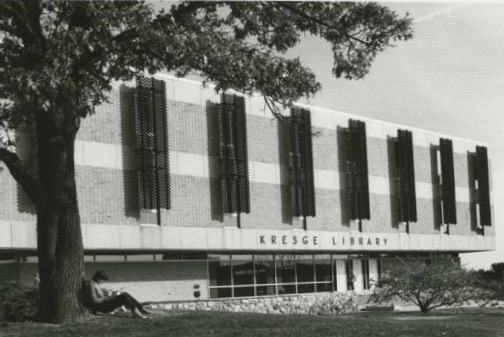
[120,292,152,314]
[98,294,137,313]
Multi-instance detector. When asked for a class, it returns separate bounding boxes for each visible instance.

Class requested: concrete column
[335,260,347,292]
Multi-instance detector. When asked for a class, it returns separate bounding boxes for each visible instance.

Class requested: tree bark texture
[34,112,84,323]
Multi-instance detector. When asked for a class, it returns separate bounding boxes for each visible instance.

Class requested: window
[346,260,355,291]
[135,77,170,213]
[362,259,371,290]
[394,129,417,227]
[475,146,491,227]
[433,138,457,234]
[289,107,316,218]
[219,94,250,217]
[208,254,336,299]
[346,119,370,225]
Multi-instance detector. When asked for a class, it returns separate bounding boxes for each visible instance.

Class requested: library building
[0,74,495,306]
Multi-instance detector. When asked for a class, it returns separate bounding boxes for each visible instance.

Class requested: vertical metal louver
[396,129,417,223]
[219,93,250,214]
[347,119,370,220]
[476,146,491,226]
[289,107,315,217]
[440,138,457,224]
[135,77,170,211]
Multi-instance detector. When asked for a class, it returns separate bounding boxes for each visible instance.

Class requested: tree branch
[276,2,372,47]
[0,147,42,204]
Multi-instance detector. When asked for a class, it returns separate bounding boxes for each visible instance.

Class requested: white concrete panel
[311,110,334,129]
[171,79,203,106]
[368,176,389,196]
[425,133,439,148]
[81,141,120,170]
[10,221,36,249]
[223,227,240,250]
[180,227,207,250]
[398,233,409,250]
[416,182,434,200]
[169,151,179,175]
[162,226,181,250]
[120,225,141,249]
[383,124,399,139]
[452,139,465,154]
[413,129,429,148]
[164,79,175,102]
[455,186,471,203]
[200,86,221,106]
[425,234,445,251]
[332,114,349,129]
[314,169,338,190]
[176,152,206,178]
[73,224,498,253]
[140,226,162,249]
[366,120,384,139]
[464,141,476,154]
[0,221,12,248]
[206,228,224,250]
[247,95,268,117]
[86,224,121,249]
[252,161,278,185]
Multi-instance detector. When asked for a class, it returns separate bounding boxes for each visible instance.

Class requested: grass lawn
[2,308,504,337]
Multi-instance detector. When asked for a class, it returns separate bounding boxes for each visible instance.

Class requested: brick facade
[0,74,495,250]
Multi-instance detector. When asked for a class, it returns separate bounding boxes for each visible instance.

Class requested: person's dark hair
[92,270,109,282]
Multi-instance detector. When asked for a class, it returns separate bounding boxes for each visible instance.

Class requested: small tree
[370,258,476,313]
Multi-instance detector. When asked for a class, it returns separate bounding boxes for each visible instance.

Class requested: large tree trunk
[34,112,84,323]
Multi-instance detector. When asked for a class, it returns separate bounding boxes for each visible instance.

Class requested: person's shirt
[89,280,106,304]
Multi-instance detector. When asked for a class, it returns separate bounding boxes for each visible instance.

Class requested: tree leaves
[0,1,413,131]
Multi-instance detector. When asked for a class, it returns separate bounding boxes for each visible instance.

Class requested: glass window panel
[210,287,232,299]
[233,254,253,260]
[346,260,355,291]
[276,255,296,284]
[162,252,182,260]
[256,286,275,296]
[208,254,231,260]
[315,260,332,282]
[333,262,338,291]
[278,284,296,295]
[362,259,370,290]
[96,255,127,262]
[233,259,254,285]
[255,255,276,285]
[296,258,314,283]
[316,283,333,293]
[183,252,207,260]
[234,287,255,298]
[297,283,315,294]
[209,260,232,286]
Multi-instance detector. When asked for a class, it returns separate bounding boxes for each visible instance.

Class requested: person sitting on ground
[81,270,152,319]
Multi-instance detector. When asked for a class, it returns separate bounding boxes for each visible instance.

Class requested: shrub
[369,258,477,313]
[0,282,39,322]
[307,293,357,315]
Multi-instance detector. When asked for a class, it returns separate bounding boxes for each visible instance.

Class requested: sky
[288,2,504,270]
